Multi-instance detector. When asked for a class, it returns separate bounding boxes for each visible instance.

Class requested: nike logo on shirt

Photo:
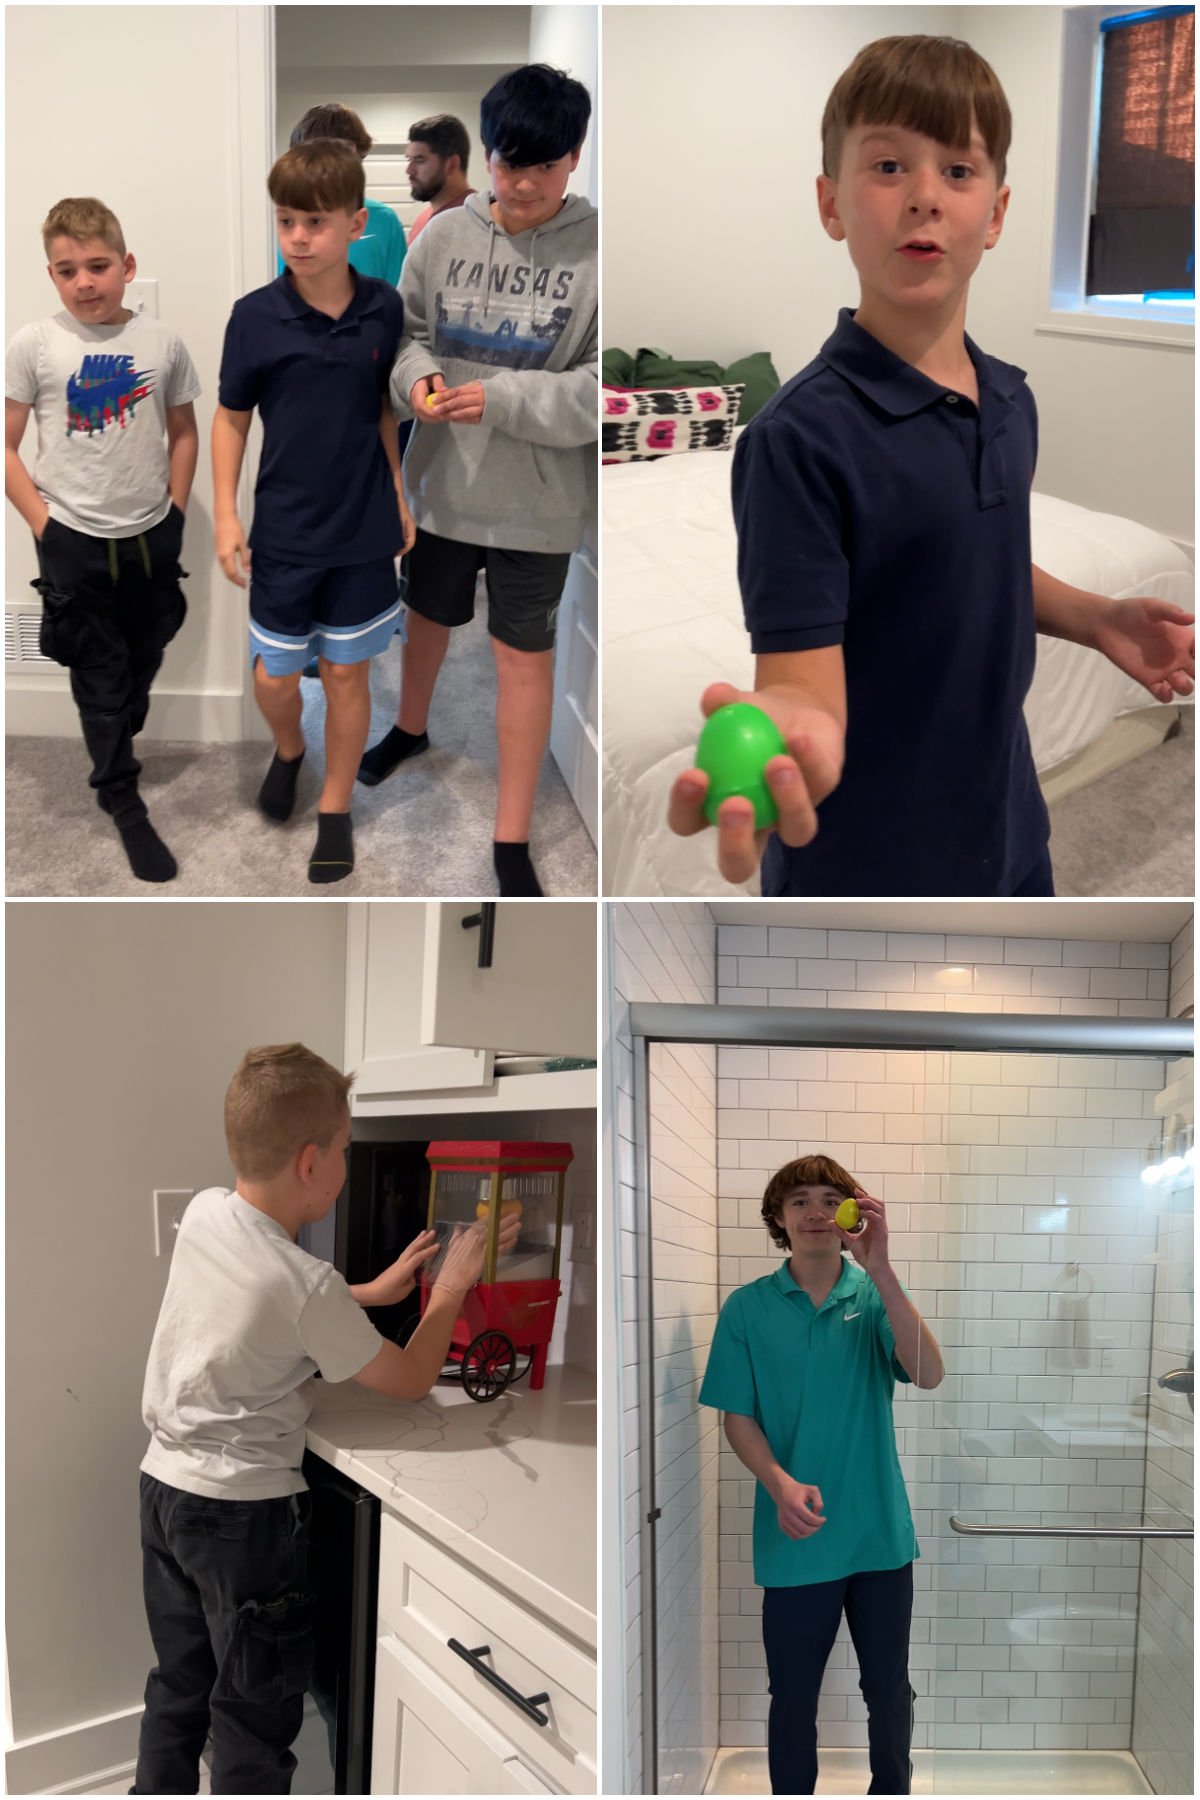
[844,1310,862,1320]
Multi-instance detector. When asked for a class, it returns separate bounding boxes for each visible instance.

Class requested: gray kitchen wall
[5,902,348,1789]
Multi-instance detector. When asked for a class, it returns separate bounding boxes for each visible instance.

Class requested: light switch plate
[153,1188,193,1258]
[127,279,158,318]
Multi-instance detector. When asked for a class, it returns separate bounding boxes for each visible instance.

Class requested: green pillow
[602,347,637,387]
[724,351,781,423]
[634,349,725,388]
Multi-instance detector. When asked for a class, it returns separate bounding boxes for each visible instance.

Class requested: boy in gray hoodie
[360,63,597,897]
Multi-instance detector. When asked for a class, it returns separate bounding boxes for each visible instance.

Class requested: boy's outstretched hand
[433,1210,522,1296]
[374,1229,440,1304]
[1094,597,1195,703]
[668,681,845,885]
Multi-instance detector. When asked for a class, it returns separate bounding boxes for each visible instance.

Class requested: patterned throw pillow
[602,383,745,464]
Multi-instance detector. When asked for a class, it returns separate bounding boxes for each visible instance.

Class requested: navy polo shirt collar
[771,1256,860,1313]
[268,267,383,325]
[820,305,1024,418]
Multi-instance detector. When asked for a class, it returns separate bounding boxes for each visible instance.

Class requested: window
[1087,6,1195,304]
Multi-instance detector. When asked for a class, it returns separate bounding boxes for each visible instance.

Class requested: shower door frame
[630,1004,1193,1796]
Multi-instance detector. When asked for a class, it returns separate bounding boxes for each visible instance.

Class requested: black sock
[118,818,177,883]
[258,749,305,822]
[357,725,429,787]
[493,841,543,897]
[309,811,355,885]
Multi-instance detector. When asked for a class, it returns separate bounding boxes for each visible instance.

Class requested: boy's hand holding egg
[668,681,845,887]
[833,1187,891,1277]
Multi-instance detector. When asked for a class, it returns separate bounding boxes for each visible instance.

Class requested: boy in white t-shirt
[4,196,201,882]
[134,1042,517,1795]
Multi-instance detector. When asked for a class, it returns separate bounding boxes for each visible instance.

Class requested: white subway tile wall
[611,904,718,1794]
[712,926,1189,1771]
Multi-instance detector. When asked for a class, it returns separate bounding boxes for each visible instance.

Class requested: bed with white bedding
[602,439,1195,896]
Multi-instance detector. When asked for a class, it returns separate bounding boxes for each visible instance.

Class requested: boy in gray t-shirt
[135,1042,518,1793]
[4,196,201,882]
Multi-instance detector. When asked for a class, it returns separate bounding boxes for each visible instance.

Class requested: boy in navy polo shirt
[700,1154,944,1795]
[213,139,413,884]
[669,35,1194,896]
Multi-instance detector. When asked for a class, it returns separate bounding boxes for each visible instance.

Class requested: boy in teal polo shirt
[700,1154,945,1795]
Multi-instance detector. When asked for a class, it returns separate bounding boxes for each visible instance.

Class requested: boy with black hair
[360,63,598,898]
[213,138,414,884]
[669,35,1194,896]
[5,197,200,883]
[701,1153,944,1795]
[134,1042,518,1794]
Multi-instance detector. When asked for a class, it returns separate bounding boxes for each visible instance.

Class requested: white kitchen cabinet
[371,1634,555,1795]
[346,902,597,1114]
[549,542,598,845]
[375,1510,596,1795]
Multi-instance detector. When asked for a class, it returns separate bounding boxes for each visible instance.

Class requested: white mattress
[602,441,1194,896]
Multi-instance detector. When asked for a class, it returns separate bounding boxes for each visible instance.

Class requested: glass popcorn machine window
[419,1140,574,1402]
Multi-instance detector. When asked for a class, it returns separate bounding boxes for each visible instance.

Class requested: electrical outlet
[153,1189,193,1258]
[574,1206,593,1256]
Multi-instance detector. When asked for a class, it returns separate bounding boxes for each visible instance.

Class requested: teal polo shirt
[699,1257,919,1588]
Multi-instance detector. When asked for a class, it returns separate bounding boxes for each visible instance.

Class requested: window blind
[1087,6,1195,296]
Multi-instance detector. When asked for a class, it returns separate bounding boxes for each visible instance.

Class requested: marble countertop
[306,1361,596,1651]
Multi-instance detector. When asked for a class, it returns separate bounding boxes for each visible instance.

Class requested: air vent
[4,604,55,669]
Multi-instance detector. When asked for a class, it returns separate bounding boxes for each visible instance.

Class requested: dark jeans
[135,1473,314,1795]
[762,1562,915,1796]
[32,509,188,826]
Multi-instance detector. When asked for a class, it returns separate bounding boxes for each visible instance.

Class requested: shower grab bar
[950,1515,1193,1539]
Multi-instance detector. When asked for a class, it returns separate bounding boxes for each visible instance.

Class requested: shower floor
[703,1747,1152,1795]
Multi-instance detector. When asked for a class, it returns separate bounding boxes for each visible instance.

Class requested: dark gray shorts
[404,527,570,652]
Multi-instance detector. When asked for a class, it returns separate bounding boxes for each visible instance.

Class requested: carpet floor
[1047,708,1194,896]
[5,618,598,897]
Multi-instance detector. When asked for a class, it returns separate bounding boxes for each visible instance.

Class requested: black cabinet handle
[447,1638,550,1726]
[461,903,497,969]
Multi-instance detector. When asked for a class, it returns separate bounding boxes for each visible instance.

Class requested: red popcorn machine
[418,1140,574,1402]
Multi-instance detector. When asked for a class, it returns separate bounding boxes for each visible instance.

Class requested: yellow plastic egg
[475,1198,523,1221]
[835,1197,861,1231]
[425,393,440,410]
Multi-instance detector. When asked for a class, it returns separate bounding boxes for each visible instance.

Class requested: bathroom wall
[606,904,718,1794]
[713,924,1174,1755]
[1131,911,1193,1795]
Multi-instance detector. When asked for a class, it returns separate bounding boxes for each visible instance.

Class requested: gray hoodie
[391,190,597,554]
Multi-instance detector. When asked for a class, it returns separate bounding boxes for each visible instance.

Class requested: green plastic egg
[835,1197,861,1231]
[695,703,787,829]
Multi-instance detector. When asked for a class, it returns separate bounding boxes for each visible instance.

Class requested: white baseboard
[5,678,246,743]
[6,1704,141,1795]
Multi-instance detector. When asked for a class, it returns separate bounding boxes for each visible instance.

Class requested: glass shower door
[922,1048,1195,1796]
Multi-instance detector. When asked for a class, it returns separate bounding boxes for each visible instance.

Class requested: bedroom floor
[1047,708,1193,896]
[4,616,598,898]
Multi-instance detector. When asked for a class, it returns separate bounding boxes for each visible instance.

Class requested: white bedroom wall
[603,4,1193,545]
[4,5,272,741]
[4,902,347,1789]
[605,903,718,1793]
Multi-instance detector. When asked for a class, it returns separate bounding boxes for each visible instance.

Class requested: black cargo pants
[134,1473,314,1795]
[32,508,188,826]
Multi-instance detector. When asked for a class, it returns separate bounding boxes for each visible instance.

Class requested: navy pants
[762,1562,915,1796]
[134,1474,314,1794]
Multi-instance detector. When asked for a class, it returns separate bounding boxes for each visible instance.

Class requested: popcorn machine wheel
[418,1140,575,1403]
